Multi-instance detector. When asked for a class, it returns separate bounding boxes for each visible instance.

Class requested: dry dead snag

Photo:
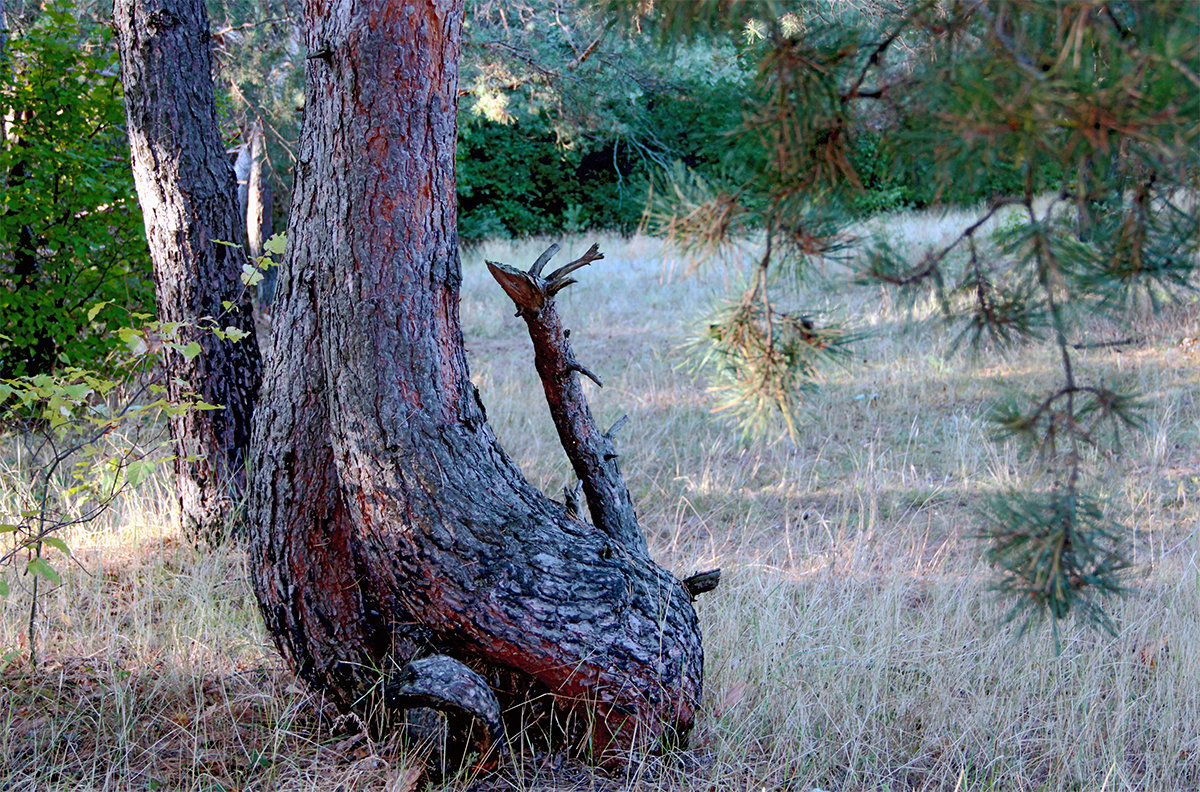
[247,0,712,771]
[487,243,644,552]
[488,241,724,737]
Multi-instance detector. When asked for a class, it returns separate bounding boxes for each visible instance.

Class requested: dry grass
[3,216,1198,791]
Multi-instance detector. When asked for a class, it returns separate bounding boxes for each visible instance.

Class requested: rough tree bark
[114,0,261,543]
[248,0,704,760]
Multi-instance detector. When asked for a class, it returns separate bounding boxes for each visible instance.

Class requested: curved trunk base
[246,0,703,765]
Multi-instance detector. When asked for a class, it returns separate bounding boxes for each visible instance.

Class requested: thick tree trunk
[114,0,262,543]
[248,0,702,759]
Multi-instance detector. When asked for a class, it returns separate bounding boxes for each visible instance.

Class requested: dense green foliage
[205,0,1093,245]
[456,79,748,241]
[0,3,153,378]
[457,4,1083,242]
[457,116,636,240]
[207,0,761,242]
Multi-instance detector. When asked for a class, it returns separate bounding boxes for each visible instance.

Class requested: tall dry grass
[2,214,1198,791]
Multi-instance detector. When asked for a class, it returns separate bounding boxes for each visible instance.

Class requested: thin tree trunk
[246,119,267,259]
[245,119,278,305]
[114,0,261,543]
[248,0,702,759]
[0,0,7,64]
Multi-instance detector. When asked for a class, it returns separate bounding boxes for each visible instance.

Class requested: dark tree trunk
[114,0,262,543]
[248,0,702,759]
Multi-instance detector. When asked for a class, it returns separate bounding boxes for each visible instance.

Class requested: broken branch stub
[545,243,603,294]
[683,569,722,600]
[487,244,645,553]
[528,241,560,277]
[384,654,505,767]
[487,260,548,313]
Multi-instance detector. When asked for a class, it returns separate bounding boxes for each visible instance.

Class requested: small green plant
[0,233,281,664]
[0,318,221,666]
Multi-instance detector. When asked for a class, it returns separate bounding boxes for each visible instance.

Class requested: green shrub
[455,76,751,241]
[0,2,154,378]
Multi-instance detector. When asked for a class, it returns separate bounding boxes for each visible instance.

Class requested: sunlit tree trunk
[247,0,702,757]
[114,0,261,543]
[245,119,269,260]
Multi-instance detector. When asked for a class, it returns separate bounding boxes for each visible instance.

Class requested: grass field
[2,212,1198,791]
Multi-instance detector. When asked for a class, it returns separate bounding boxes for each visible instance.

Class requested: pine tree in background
[625,0,1199,636]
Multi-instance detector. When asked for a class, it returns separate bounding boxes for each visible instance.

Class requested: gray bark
[233,139,251,224]
[245,119,268,259]
[487,244,645,553]
[114,0,262,543]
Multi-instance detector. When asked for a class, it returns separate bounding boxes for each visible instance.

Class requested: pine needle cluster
[628,0,1198,634]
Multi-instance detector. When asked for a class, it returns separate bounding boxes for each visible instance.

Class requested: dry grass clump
[2,223,1198,790]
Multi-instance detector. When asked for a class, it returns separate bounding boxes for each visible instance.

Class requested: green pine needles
[979,490,1129,640]
[694,274,857,439]
[635,0,1198,636]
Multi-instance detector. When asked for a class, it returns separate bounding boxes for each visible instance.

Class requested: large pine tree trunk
[248,0,702,757]
[114,0,261,543]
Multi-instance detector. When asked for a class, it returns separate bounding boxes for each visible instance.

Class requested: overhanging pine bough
[248,0,709,761]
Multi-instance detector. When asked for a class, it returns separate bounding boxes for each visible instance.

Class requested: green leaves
[39,536,70,556]
[124,460,156,489]
[240,263,265,287]
[214,327,249,343]
[0,1,154,379]
[87,302,111,323]
[26,557,61,586]
[263,233,287,256]
[0,310,230,628]
[117,327,147,355]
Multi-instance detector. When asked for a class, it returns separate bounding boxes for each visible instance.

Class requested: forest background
[1,0,1198,790]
